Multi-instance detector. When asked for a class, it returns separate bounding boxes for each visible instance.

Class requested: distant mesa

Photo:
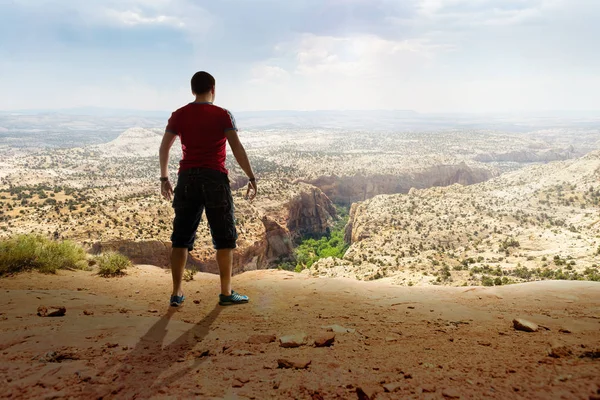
[93,127,163,157]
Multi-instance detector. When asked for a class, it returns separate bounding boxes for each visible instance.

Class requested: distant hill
[92,127,164,157]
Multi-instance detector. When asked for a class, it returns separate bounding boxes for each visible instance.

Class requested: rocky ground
[1,265,599,400]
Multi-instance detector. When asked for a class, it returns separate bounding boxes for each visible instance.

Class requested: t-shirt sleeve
[223,109,238,132]
[165,111,180,135]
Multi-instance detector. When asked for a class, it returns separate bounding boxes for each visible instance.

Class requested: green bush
[183,268,197,282]
[0,234,88,275]
[294,211,349,272]
[481,275,495,286]
[96,252,131,277]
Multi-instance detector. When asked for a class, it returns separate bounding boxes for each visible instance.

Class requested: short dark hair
[191,71,215,94]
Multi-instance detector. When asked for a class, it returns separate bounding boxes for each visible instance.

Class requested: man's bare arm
[159,132,177,177]
[226,130,257,200]
[159,132,177,200]
[226,130,255,179]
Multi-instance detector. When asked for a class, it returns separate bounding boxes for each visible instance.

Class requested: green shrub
[183,268,197,282]
[0,234,87,275]
[96,252,130,277]
[481,275,495,286]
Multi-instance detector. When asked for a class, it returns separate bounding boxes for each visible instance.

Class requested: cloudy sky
[1,0,598,113]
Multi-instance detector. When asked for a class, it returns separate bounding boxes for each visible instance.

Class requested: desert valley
[1,110,599,399]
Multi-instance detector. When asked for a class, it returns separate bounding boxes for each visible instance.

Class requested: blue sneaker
[218,290,249,306]
[170,294,185,307]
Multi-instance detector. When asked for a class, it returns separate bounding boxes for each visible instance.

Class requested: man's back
[166,102,237,174]
[159,70,256,308]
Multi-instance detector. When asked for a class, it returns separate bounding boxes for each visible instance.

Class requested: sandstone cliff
[301,162,493,205]
[285,185,337,238]
[90,240,172,266]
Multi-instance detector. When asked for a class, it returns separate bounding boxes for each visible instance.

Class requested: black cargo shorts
[171,168,237,251]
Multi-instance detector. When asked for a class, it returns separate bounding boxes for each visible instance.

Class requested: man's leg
[171,247,188,297]
[216,248,233,296]
[205,177,248,305]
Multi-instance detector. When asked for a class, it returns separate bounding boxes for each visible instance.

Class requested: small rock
[277,358,311,369]
[442,388,461,398]
[314,333,335,347]
[385,337,398,343]
[232,377,249,387]
[148,309,158,313]
[106,343,119,348]
[41,349,78,362]
[37,306,66,317]
[513,318,538,332]
[422,385,437,393]
[195,349,210,358]
[478,341,492,347]
[279,333,307,348]
[119,308,129,314]
[580,349,600,359]
[83,310,93,316]
[548,345,572,358]
[247,334,276,344]
[321,324,355,333]
[230,349,253,356]
[558,328,572,334]
[383,382,403,392]
[356,385,382,400]
[193,300,200,304]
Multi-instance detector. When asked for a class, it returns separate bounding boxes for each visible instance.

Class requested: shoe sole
[219,300,249,306]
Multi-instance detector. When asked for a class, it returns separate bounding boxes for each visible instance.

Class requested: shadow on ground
[84,305,223,398]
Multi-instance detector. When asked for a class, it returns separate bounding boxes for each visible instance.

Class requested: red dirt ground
[0,265,599,399]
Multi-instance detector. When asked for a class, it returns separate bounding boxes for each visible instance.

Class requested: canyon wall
[301,162,493,205]
[89,240,172,267]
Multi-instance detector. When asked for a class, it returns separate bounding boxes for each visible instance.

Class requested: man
[159,71,257,307]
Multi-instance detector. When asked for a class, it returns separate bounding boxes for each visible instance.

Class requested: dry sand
[0,265,599,399]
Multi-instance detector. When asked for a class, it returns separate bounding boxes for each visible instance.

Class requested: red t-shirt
[165,102,237,174]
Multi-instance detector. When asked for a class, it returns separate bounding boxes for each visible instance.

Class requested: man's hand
[245,180,257,201]
[161,180,174,201]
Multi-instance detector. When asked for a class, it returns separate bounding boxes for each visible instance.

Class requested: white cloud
[10,0,212,33]
[104,9,185,27]
[413,0,561,27]
[249,65,290,85]
[278,33,450,79]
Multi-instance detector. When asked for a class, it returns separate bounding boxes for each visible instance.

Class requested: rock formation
[301,162,493,205]
[90,240,171,266]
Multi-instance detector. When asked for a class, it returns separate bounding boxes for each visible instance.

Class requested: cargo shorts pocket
[172,184,189,209]
[203,184,230,209]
